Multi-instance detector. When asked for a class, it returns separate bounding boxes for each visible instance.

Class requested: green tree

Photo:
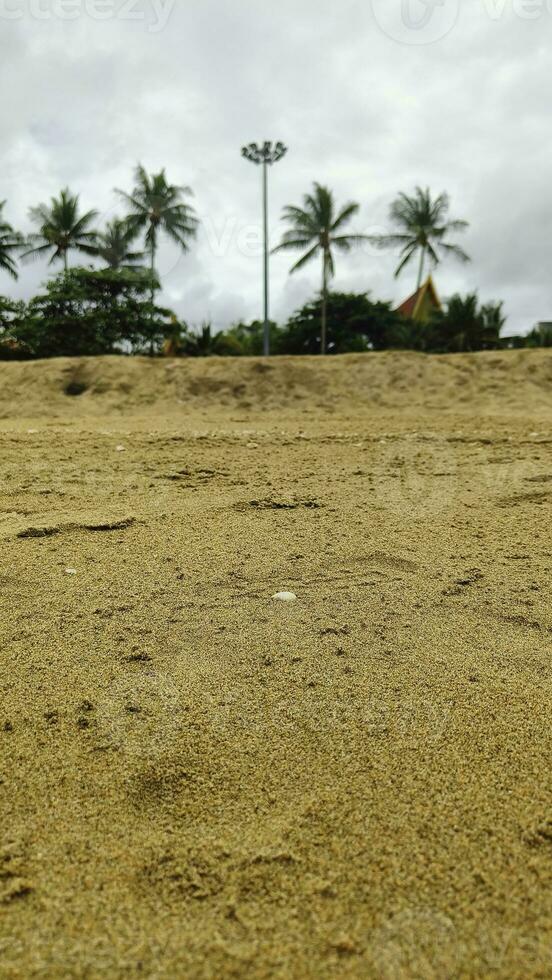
[280,291,403,355]
[14,267,174,358]
[374,187,470,290]
[23,188,98,271]
[95,219,145,270]
[0,202,24,280]
[116,165,199,303]
[273,183,367,355]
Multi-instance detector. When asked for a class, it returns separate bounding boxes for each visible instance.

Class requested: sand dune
[1,352,551,977]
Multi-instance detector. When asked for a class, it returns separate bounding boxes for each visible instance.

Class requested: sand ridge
[0,348,551,418]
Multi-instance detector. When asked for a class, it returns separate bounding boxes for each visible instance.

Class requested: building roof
[395,275,443,322]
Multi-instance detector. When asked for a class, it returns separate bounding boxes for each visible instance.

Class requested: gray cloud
[1,0,551,334]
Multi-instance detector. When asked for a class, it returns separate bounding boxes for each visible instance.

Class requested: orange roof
[396,276,442,322]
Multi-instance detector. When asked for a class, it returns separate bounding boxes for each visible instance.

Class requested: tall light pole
[241,141,288,356]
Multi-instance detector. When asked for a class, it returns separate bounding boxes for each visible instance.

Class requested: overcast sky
[1,0,551,335]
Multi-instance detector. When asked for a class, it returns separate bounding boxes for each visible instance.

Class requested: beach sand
[1,351,551,978]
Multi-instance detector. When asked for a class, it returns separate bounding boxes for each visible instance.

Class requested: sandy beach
[1,350,551,978]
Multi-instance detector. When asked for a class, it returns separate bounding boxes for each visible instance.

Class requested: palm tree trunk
[321,252,328,356]
[416,246,426,291]
[63,249,68,273]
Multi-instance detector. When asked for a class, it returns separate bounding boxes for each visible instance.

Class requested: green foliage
[0,295,25,331]
[174,322,244,357]
[386,318,429,352]
[0,202,24,280]
[373,187,470,288]
[158,291,507,359]
[23,188,98,271]
[429,294,505,352]
[12,268,174,358]
[224,320,282,356]
[385,293,503,353]
[0,297,29,360]
[277,292,403,355]
[95,219,145,270]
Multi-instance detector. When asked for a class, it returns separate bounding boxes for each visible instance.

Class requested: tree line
[0,166,548,358]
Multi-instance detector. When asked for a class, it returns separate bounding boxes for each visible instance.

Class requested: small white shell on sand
[65,568,77,576]
[272,592,297,602]
[116,446,126,453]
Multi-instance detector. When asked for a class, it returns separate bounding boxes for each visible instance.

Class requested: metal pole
[241,142,287,358]
[262,158,270,357]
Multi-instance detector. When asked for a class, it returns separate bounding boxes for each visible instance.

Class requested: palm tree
[23,188,98,271]
[273,183,367,355]
[95,219,145,270]
[116,165,199,303]
[433,294,504,353]
[371,187,470,289]
[374,187,470,290]
[0,202,24,280]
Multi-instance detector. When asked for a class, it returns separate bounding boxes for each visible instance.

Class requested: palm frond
[331,201,360,231]
[331,234,370,251]
[289,243,320,273]
[439,242,471,263]
[272,236,315,254]
[394,246,418,278]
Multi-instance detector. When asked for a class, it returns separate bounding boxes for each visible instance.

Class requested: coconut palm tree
[23,188,98,271]
[374,187,470,290]
[95,219,145,270]
[0,202,24,280]
[273,183,367,355]
[116,166,199,302]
